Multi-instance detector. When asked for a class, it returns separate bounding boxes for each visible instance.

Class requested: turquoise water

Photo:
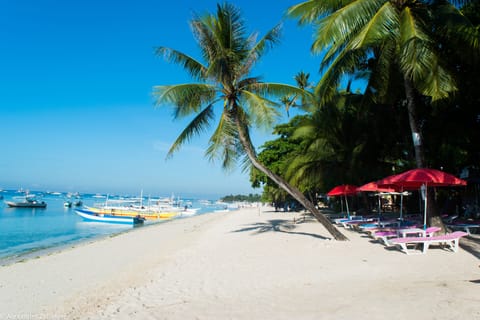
[0,191,222,263]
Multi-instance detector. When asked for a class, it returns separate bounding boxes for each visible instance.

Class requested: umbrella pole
[422,184,428,230]
[340,197,344,216]
[377,194,381,223]
[400,192,404,221]
[345,194,350,219]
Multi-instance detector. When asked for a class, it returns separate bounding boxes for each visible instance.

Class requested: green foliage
[249,116,305,187]
[220,194,262,202]
[288,0,473,103]
[286,0,479,175]
[252,0,480,197]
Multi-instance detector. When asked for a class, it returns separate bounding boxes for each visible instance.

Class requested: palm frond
[195,3,250,83]
[367,43,399,103]
[245,82,307,100]
[287,0,355,25]
[190,16,220,68]
[244,23,282,72]
[399,8,457,100]
[155,47,206,81]
[312,0,385,55]
[206,110,239,170]
[292,123,316,140]
[153,84,216,118]
[414,53,457,100]
[214,2,248,51]
[348,2,399,50]
[167,104,215,158]
[435,2,480,51]
[241,90,281,129]
[316,47,368,104]
[399,7,430,45]
[457,24,480,51]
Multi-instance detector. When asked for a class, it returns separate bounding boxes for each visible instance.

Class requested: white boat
[64,192,82,207]
[75,209,145,225]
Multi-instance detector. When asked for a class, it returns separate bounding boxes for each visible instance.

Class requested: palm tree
[153,3,348,240]
[288,0,478,169]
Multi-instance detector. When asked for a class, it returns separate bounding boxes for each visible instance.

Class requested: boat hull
[6,201,47,208]
[75,209,145,225]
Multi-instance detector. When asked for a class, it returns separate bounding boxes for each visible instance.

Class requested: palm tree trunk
[404,77,445,230]
[234,115,348,241]
[403,76,425,168]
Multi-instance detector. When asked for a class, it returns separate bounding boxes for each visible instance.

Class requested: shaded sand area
[1,207,479,319]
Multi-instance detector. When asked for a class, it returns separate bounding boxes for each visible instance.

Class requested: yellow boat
[84,206,178,220]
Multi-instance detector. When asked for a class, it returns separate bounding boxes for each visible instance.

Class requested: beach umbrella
[357,181,397,193]
[327,185,358,218]
[358,181,413,220]
[377,168,467,229]
[357,182,398,222]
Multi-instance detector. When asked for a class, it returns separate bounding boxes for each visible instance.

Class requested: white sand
[0,207,479,319]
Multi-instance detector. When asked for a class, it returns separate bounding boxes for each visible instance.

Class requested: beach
[0,207,479,320]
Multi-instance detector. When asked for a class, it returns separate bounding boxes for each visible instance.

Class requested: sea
[0,190,228,264]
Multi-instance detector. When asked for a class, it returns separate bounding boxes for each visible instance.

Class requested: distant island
[220,194,261,203]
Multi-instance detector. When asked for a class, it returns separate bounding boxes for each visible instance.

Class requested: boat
[84,205,178,220]
[87,195,182,220]
[64,192,82,207]
[73,199,83,207]
[75,208,145,225]
[5,194,47,208]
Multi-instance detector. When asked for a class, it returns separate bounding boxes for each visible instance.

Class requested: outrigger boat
[83,205,178,220]
[87,195,190,220]
[75,208,145,225]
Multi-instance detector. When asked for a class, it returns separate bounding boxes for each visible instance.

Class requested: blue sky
[0,0,322,198]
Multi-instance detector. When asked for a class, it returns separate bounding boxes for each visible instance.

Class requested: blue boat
[74,209,145,225]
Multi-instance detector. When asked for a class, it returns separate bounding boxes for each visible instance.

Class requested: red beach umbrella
[326,184,358,196]
[377,168,467,189]
[357,181,397,193]
[327,185,358,218]
[377,168,467,228]
[357,181,399,219]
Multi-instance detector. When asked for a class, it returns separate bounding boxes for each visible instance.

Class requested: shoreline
[0,210,218,267]
[1,207,479,319]
[0,209,235,318]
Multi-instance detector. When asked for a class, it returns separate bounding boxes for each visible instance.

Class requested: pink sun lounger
[374,226,439,246]
[389,231,468,255]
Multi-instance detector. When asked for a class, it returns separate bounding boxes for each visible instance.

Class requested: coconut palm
[288,0,478,168]
[153,3,347,240]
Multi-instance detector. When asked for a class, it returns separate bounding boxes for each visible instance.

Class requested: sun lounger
[340,218,376,229]
[333,216,364,225]
[446,224,480,235]
[373,226,436,246]
[389,231,468,255]
[374,231,398,245]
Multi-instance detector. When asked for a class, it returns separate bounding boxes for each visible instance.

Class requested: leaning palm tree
[288,0,478,168]
[153,3,347,240]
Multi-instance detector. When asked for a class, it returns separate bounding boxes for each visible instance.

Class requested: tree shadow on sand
[459,235,480,260]
[231,219,330,240]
